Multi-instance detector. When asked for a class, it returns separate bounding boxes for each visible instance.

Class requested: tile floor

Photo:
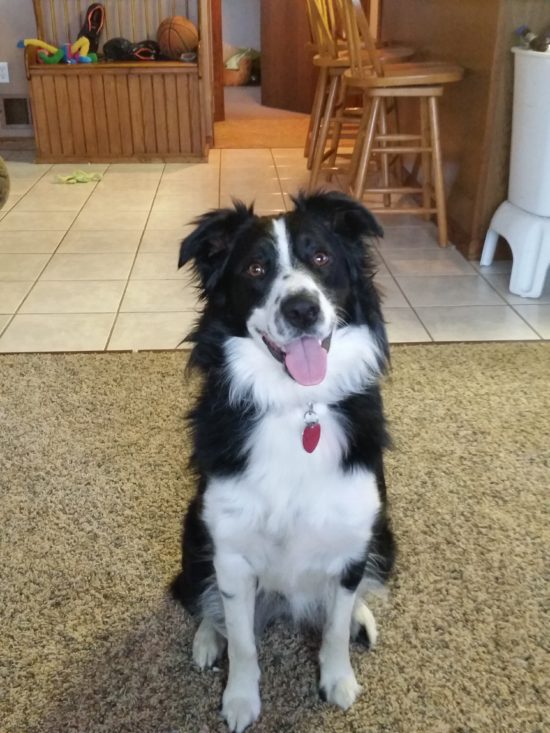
[0,148,549,352]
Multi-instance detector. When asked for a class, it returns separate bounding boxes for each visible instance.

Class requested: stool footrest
[371,146,432,154]
[367,187,425,194]
[365,205,438,214]
[376,134,422,142]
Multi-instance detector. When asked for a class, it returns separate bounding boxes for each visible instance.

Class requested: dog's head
[180,191,387,386]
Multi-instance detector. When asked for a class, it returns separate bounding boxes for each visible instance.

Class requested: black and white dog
[171,191,395,732]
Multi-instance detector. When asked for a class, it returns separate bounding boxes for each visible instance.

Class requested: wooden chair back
[32,0,197,46]
[335,0,383,77]
[362,0,380,42]
[305,0,339,60]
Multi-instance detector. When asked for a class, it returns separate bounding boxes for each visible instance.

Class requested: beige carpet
[214,118,310,149]
[1,343,549,733]
[214,86,310,149]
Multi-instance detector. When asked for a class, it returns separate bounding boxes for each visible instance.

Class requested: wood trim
[197,0,215,141]
[211,0,225,122]
[28,62,199,74]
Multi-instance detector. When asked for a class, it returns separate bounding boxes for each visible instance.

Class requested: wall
[0,0,36,96]
[222,0,260,57]
[0,0,35,136]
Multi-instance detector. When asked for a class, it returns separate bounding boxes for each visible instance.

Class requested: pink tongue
[284,337,327,386]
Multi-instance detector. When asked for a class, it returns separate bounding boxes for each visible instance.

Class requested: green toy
[55,170,102,184]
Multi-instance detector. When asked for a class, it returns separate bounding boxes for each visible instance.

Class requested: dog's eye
[312,251,331,267]
[246,262,266,278]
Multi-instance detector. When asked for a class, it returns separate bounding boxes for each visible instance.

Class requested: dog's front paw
[319,672,361,710]
[222,687,261,733]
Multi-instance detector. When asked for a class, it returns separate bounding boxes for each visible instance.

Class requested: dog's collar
[302,403,320,453]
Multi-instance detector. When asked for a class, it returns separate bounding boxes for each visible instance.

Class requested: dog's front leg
[216,552,260,733]
[319,583,361,710]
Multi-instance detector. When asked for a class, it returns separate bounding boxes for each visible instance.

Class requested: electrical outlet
[0,63,10,84]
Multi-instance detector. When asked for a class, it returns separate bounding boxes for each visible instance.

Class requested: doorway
[211,0,313,148]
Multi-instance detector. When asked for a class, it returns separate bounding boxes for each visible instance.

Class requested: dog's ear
[292,190,383,242]
[179,201,255,294]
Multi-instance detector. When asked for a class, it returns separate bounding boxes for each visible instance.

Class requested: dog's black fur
[170,191,396,729]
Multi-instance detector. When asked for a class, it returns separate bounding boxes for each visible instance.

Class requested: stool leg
[306,67,329,169]
[391,98,405,186]
[509,235,542,295]
[480,229,499,267]
[326,75,346,181]
[378,98,391,207]
[347,92,369,191]
[419,98,432,221]
[428,95,448,247]
[522,248,550,298]
[352,96,381,200]
[309,73,340,192]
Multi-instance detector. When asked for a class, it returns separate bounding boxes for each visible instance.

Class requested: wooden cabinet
[29,62,206,162]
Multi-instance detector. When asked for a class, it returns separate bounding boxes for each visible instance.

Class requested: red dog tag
[302,422,321,453]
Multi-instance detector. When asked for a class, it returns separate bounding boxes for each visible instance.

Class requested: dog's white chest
[203,406,381,596]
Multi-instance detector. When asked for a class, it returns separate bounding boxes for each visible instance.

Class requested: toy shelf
[25,0,213,162]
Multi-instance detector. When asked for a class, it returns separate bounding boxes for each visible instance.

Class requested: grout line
[374,241,434,342]
[6,168,109,327]
[103,163,166,351]
[4,309,198,316]
[6,192,104,317]
[475,269,515,306]
[269,149,289,211]
[507,302,545,339]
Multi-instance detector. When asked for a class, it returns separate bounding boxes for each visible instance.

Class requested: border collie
[171,191,395,732]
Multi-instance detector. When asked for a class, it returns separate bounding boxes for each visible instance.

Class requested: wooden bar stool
[304,0,351,170]
[304,0,413,171]
[312,0,463,246]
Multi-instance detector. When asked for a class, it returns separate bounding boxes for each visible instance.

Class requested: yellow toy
[18,37,96,64]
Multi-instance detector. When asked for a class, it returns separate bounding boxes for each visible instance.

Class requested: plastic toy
[18,37,97,64]
[17,38,58,54]
[55,170,103,184]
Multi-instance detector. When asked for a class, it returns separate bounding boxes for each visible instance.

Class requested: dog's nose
[281,293,321,330]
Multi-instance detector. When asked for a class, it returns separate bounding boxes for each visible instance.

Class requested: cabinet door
[260,0,316,113]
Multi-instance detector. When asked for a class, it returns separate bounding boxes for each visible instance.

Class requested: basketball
[157,16,199,59]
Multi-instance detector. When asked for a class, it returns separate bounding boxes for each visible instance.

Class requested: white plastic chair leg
[481,201,550,298]
[480,228,499,267]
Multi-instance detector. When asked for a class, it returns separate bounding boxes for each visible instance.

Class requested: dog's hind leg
[350,598,378,649]
[193,617,227,669]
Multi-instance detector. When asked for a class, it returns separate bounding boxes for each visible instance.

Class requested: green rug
[1,343,548,733]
